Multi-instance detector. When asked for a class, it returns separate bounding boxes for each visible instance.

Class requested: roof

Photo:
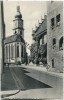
[33,16,47,38]
[4,34,25,44]
[36,17,47,34]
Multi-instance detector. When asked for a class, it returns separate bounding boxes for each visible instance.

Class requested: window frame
[59,37,63,50]
[52,38,56,49]
[21,45,23,58]
[56,14,60,23]
[17,44,19,57]
[11,44,14,59]
[51,17,55,29]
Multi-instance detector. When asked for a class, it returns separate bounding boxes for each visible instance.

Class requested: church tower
[13,5,24,39]
[4,4,26,65]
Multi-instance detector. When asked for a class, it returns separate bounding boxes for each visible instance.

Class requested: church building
[4,6,26,65]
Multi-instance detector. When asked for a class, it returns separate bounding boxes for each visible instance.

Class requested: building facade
[47,1,63,72]
[4,6,26,65]
[31,15,47,65]
[0,1,5,73]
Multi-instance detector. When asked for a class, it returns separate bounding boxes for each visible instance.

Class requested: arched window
[5,45,8,59]
[6,46,8,59]
[9,45,10,59]
[21,45,23,57]
[11,44,13,59]
[52,59,54,68]
[17,44,19,57]
[59,37,63,50]
[52,38,56,48]
[20,31,22,35]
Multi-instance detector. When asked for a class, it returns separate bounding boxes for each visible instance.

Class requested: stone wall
[0,1,5,73]
[47,1,63,72]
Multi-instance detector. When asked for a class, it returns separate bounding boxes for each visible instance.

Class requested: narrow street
[1,64,63,99]
[2,65,51,91]
[0,1,63,100]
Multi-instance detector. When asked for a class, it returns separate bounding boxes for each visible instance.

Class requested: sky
[3,1,47,55]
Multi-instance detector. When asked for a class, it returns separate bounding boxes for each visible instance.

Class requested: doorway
[52,59,54,68]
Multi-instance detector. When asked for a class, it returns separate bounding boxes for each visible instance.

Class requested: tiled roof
[4,34,25,44]
[34,16,47,37]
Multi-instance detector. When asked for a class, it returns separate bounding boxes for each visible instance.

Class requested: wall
[0,1,5,73]
[4,42,26,64]
[0,1,2,75]
[47,1,63,72]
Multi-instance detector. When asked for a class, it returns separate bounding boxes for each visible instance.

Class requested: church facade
[4,6,26,65]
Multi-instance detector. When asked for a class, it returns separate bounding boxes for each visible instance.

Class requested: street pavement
[1,64,63,100]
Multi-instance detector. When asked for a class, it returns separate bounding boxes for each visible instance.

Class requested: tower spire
[17,5,20,12]
[15,4,22,19]
[17,0,20,12]
[13,4,23,38]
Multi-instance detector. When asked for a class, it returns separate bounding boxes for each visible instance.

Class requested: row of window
[5,45,15,59]
[5,44,24,59]
[51,14,60,29]
[52,37,63,50]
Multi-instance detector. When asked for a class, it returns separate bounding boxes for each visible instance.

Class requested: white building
[4,6,26,65]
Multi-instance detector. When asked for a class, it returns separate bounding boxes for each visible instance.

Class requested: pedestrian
[46,63,50,71]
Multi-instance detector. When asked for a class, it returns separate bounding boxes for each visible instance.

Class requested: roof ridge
[5,34,16,39]
[4,34,25,44]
